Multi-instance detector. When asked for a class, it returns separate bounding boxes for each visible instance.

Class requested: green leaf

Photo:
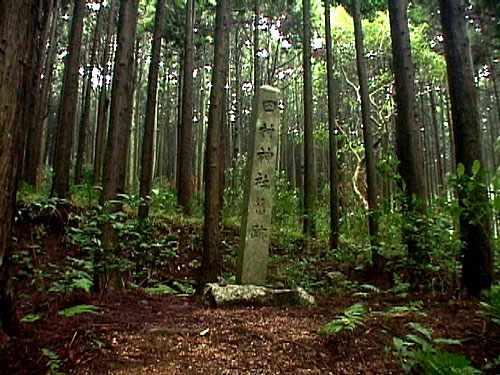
[145,284,176,295]
[408,322,432,340]
[494,196,500,212]
[407,334,432,350]
[472,160,481,176]
[58,304,101,317]
[42,348,59,360]
[21,313,41,323]
[433,338,462,346]
[456,163,465,177]
[73,277,93,293]
[393,337,405,350]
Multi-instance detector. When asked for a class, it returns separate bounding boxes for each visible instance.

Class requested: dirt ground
[2,289,499,375]
[1,209,499,375]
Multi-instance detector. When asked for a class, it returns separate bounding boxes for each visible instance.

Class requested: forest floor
[1,205,499,375]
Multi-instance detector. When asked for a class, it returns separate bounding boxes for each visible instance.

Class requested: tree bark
[51,0,86,198]
[98,0,139,291]
[138,0,166,219]
[388,0,427,264]
[302,0,316,236]
[324,0,340,250]
[439,0,492,297]
[352,0,380,261]
[0,0,38,337]
[177,0,195,214]
[199,0,231,291]
[37,0,61,182]
[24,0,55,188]
[75,0,105,185]
[94,1,116,185]
[429,85,444,191]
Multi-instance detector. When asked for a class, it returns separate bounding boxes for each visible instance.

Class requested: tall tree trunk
[98,0,139,291]
[94,2,116,184]
[197,67,207,192]
[429,85,444,191]
[199,0,231,291]
[24,0,55,188]
[75,0,104,184]
[388,0,427,265]
[352,0,379,261]
[0,0,38,337]
[439,0,492,297]
[177,0,195,214]
[38,0,61,183]
[302,0,316,235]
[51,0,86,198]
[138,0,166,219]
[324,0,340,250]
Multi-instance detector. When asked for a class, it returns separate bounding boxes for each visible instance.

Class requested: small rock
[326,271,346,284]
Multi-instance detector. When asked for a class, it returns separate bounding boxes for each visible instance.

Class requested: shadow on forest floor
[1,206,499,375]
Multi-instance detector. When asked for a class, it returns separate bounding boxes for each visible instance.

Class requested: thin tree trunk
[429,85,444,191]
[177,0,195,214]
[38,0,61,186]
[94,2,116,184]
[24,0,55,188]
[439,0,492,297]
[325,0,340,250]
[199,0,231,291]
[352,0,379,261]
[138,0,166,219]
[388,0,427,267]
[51,0,86,198]
[75,1,104,184]
[302,0,316,235]
[197,68,207,192]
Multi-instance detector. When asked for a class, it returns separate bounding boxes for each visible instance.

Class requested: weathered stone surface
[326,271,346,284]
[236,86,281,285]
[203,283,315,307]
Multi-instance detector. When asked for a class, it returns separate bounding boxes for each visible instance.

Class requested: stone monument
[236,85,281,285]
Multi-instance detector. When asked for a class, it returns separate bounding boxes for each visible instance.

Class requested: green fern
[145,284,176,295]
[21,313,42,323]
[415,349,482,375]
[58,304,101,317]
[319,303,367,336]
[391,322,481,375]
[480,284,500,325]
[42,348,64,375]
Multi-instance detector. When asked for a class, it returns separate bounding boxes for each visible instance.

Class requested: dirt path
[73,294,400,375]
[2,290,499,375]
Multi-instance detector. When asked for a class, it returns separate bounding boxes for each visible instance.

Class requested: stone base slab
[203,283,315,307]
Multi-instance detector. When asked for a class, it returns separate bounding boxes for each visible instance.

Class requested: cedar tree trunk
[51,0,86,198]
[198,0,231,291]
[324,0,340,249]
[139,0,166,219]
[0,0,38,337]
[177,0,195,215]
[388,0,427,264]
[353,0,380,262]
[439,0,492,297]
